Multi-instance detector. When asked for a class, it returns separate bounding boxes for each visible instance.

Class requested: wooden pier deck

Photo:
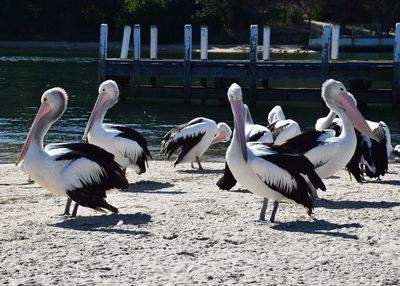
[99,23,400,107]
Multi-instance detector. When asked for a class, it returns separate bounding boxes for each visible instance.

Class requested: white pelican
[161,117,231,169]
[244,104,273,143]
[267,105,301,145]
[316,104,391,181]
[16,88,128,217]
[393,145,400,160]
[226,83,326,222]
[83,80,152,175]
[281,79,378,197]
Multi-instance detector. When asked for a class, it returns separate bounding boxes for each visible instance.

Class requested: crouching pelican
[226,83,326,222]
[281,79,378,198]
[161,117,231,169]
[16,88,128,216]
[316,108,391,182]
[267,105,301,145]
[83,80,152,176]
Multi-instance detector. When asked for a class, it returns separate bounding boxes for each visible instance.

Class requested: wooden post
[200,25,208,87]
[150,25,158,60]
[183,24,192,104]
[262,25,270,89]
[262,25,270,60]
[249,25,258,106]
[99,24,108,83]
[393,23,400,108]
[120,25,131,59]
[331,24,340,60]
[133,24,141,96]
[321,24,331,85]
[150,25,158,87]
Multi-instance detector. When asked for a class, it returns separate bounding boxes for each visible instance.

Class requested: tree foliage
[0,0,398,43]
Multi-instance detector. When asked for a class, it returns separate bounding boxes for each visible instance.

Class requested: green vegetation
[0,0,399,44]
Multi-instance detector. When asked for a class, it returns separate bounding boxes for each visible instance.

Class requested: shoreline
[1,160,399,285]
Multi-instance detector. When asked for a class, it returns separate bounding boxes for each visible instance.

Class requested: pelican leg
[196,156,203,170]
[27,175,34,184]
[269,201,279,223]
[119,168,128,191]
[64,198,72,215]
[310,188,319,200]
[191,162,195,169]
[71,203,79,217]
[259,198,268,221]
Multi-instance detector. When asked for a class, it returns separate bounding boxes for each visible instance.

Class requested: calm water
[0,48,399,163]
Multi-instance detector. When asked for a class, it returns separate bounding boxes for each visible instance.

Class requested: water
[0,48,399,163]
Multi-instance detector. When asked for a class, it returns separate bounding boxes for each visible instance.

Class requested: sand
[0,160,399,285]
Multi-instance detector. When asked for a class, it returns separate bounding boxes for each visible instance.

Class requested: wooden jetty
[99,23,400,107]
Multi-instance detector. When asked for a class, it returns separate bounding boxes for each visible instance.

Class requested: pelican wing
[106,124,152,158]
[161,118,209,163]
[46,143,128,211]
[249,145,325,210]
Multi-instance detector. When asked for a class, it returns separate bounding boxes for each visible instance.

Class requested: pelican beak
[16,103,51,166]
[211,132,227,145]
[83,92,109,140]
[336,92,379,142]
[230,100,248,162]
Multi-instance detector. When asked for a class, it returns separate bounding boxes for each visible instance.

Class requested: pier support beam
[393,23,400,108]
[321,24,332,85]
[184,24,192,104]
[133,24,141,97]
[200,25,208,88]
[99,24,108,83]
[331,25,340,60]
[120,25,131,59]
[249,25,258,106]
[150,25,158,86]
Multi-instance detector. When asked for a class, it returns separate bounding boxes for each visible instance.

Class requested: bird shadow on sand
[271,219,361,240]
[125,180,184,194]
[227,188,252,194]
[177,168,224,175]
[316,198,400,210]
[52,212,151,235]
[362,179,400,186]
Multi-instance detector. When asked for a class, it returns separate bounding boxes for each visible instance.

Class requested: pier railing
[99,23,400,107]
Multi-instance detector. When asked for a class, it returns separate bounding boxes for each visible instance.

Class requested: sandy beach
[0,160,399,285]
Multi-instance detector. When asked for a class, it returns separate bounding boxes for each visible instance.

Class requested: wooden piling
[249,25,258,106]
[262,25,270,61]
[120,25,131,59]
[331,25,340,60]
[200,25,208,87]
[99,24,108,83]
[393,23,400,108]
[133,24,141,96]
[321,24,331,84]
[150,25,158,60]
[183,24,192,103]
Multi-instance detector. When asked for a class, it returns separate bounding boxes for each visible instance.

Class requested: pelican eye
[340,88,344,91]
[43,97,48,102]
[102,88,106,92]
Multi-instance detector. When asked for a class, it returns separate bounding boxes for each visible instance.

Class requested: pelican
[316,103,391,182]
[267,105,301,145]
[16,88,128,217]
[393,145,400,160]
[226,83,326,222]
[244,104,273,143]
[161,117,231,169]
[281,79,378,197]
[83,80,152,176]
